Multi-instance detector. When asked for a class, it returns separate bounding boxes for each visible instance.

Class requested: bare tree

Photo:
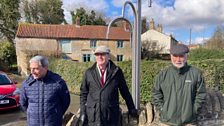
[141,40,164,60]
[205,25,224,49]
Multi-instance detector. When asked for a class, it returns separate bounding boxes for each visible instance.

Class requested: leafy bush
[0,40,16,71]
[49,58,224,103]
[188,48,224,61]
[49,58,92,94]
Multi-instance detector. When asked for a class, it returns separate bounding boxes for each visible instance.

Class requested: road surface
[0,94,80,126]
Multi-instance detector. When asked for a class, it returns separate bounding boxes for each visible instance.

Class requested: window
[83,54,91,62]
[152,41,157,49]
[59,40,72,53]
[90,40,97,48]
[117,55,123,61]
[117,41,123,48]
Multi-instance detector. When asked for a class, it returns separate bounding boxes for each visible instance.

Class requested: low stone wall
[66,89,224,126]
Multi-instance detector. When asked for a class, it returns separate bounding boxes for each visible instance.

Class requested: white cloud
[112,0,128,7]
[142,0,224,31]
[63,0,108,11]
[192,37,209,44]
[61,0,224,43]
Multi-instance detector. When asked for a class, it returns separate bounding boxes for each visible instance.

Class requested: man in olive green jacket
[152,44,206,126]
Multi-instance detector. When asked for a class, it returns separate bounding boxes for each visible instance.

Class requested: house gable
[141,29,178,54]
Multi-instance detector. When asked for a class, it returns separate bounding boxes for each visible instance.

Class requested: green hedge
[188,48,224,61]
[49,58,224,103]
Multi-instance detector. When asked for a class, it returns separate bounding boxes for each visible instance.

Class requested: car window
[0,74,12,85]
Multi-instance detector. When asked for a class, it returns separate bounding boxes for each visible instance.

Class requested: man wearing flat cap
[152,44,206,126]
[80,45,138,126]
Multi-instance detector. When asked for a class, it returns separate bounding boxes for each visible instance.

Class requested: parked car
[0,72,20,110]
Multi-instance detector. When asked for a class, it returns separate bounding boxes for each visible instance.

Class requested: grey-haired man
[152,44,206,126]
[20,55,70,126]
[80,45,138,126]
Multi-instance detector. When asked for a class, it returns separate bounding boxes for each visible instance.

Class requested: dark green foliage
[71,7,106,26]
[188,48,224,61]
[0,40,16,70]
[49,58,224,103]
[0,0,20,42]
[38,0,65,24]
[189,59,224,93]
[49,58,92,94]
[21,0,65,24]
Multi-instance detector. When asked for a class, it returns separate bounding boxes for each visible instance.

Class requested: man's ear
[108,54,111,60]
[44,66,48,71]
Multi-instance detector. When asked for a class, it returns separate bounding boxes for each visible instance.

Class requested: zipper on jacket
[41,80,45,125]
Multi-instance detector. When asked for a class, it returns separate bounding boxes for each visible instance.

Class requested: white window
[117,55,123,61]
[83,54,91,62]
[90,40,97,48]
[117,41,123,48]
[59,40,72,53]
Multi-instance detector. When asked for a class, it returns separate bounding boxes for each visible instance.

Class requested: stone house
[141,19,178,55]
[15,22,131,75]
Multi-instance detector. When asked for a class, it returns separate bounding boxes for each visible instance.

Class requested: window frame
[59,39,72,54]
[90,39,97,48]
[82,54,91,62]
[117,55,123,61]
[117,40,124,48]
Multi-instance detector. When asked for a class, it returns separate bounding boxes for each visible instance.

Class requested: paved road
[0,94,80,126]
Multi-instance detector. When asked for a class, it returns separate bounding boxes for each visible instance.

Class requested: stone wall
[65,89,224,126]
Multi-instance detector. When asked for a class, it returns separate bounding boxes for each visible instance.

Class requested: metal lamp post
[107,0,142,110]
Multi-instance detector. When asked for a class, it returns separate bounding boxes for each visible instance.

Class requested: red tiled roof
[16,23,130,40]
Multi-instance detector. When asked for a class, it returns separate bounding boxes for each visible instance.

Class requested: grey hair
[29,55,49,67]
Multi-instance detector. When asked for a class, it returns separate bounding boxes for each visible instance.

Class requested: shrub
[188,48,224,61]
[0,40,16,71]
[49,58,92,94]
[49,58,224,103]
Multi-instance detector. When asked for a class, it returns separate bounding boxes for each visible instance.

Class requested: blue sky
[62,0,224,45]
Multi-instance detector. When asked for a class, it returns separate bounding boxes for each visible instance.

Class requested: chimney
[157,24,163,33]
[123,21,130,31]
[149,18,155,30]
[76,17,80,26]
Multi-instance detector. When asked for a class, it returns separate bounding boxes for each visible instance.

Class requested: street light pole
[107,0,142,110]
[134,0,141,110]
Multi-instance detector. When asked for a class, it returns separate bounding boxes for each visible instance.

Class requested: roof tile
[16,23,130,40]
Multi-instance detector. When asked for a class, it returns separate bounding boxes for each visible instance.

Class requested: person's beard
[173,61,185,68]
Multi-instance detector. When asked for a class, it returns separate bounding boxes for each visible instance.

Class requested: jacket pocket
[86,102,96,122]
[160,102,170,122]
[107,104,119,122]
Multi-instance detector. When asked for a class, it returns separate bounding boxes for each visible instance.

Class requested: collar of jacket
[27,70,60,86]
[90,60,115,71]
[171,63,190,75]
[90,60,119,88]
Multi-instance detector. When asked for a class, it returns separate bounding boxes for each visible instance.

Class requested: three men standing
[20,44,206,126]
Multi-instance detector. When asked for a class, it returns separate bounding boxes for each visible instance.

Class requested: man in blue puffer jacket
[20,55,70,126]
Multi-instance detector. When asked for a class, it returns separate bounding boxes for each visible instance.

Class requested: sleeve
[59,79,71,115]
[19,81,28,112]
[80,71,89,115]
[118,68,136,111]
[193,71,206,114]
[152,72,164,111]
